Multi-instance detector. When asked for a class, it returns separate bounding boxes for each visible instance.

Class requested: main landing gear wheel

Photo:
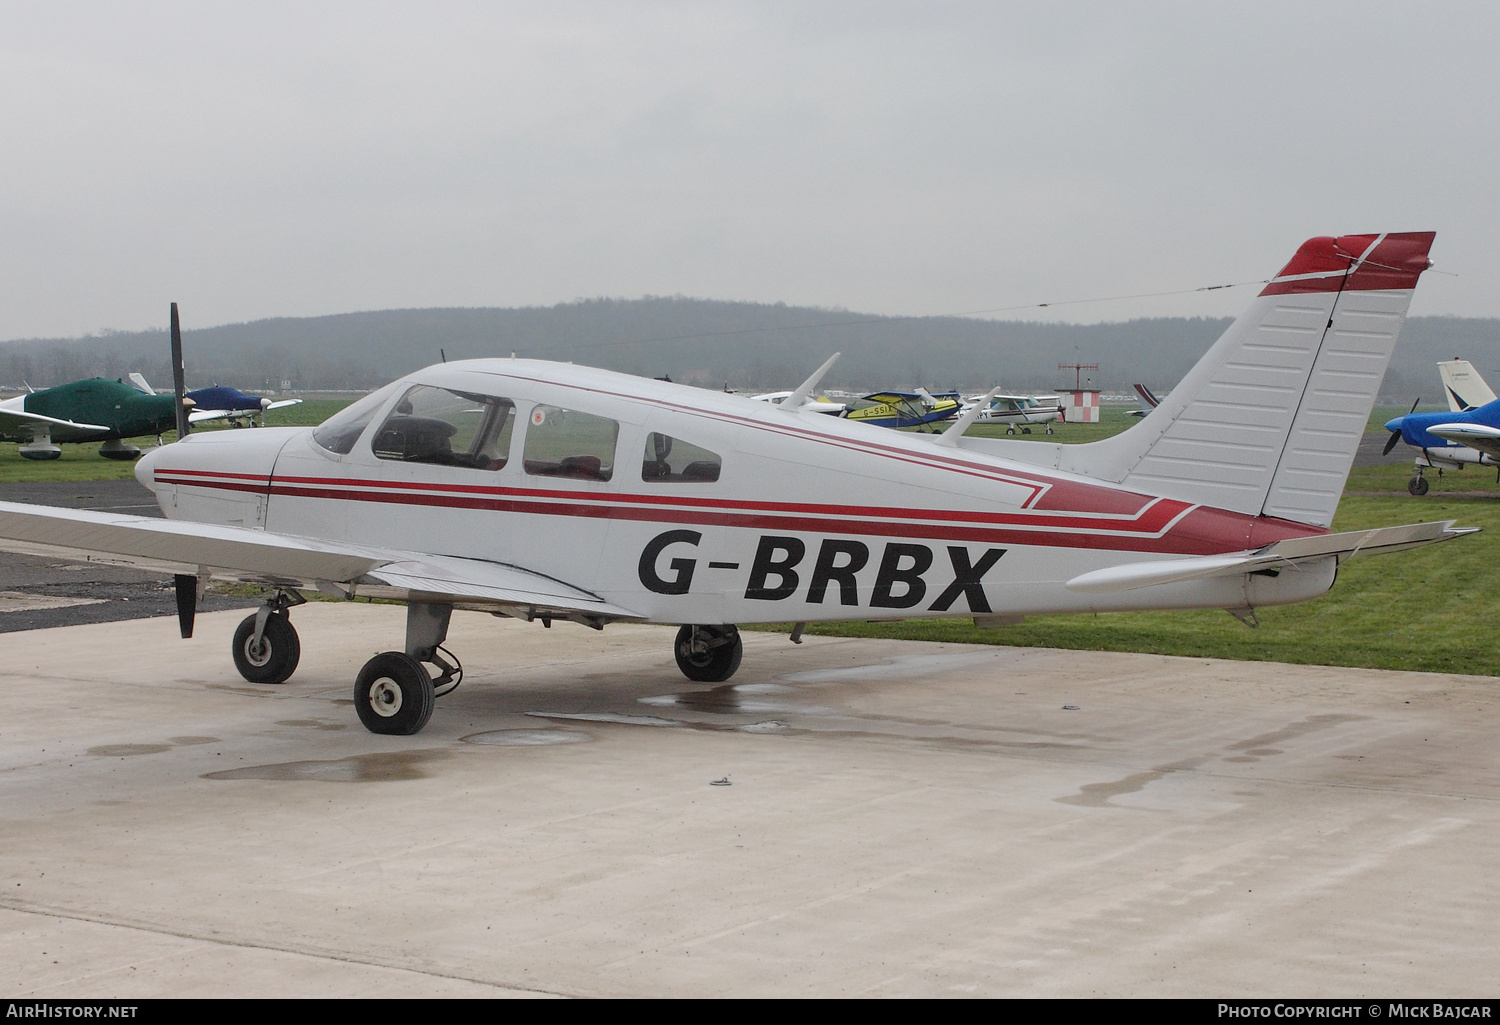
[355,652,435,735]
[1409,475,1430,496]
[231,612,300,684]
[674,624,743,683]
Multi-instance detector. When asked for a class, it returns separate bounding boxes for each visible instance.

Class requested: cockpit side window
[522,405,618,482]
[311,382,401,455]
[371,385,516,470]
[640,433,722,483]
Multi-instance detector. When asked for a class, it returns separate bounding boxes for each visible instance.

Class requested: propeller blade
[174,573,197,638]
[170,303,190,439]
[1383,430,1403,456]
[1409,396,1421,416]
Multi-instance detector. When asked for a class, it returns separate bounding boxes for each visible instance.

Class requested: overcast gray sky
[1,1,1495,339]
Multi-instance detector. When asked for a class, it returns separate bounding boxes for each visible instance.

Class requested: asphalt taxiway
[1,603,1496,997]
[0,480,255,631]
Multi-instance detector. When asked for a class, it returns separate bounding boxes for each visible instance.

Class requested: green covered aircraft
[0,377,190,460]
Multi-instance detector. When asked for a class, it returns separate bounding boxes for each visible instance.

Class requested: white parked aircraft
[966,393,1064,433]
[0,232,1470,736]
[1437,358,1497,412]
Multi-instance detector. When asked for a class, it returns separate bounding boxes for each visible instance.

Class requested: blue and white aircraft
[1383,389,1500,495]
[186,385,302,427]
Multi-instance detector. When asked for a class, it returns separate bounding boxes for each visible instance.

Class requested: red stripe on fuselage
[156,470,1326,555]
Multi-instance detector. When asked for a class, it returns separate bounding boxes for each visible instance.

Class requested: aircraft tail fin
[127,372,155,396]
[1438,359,1496,412]
[965,233,1436,528]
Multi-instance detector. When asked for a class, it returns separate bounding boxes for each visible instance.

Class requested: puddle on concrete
[1222,714,1367,764]
[1057,760,1196,807]
[275,720,348,732]
[1056,768,1179,807]
[205,683,282,697]
[88,744,172,757]
[462,729,591,747]
[203,749,448,782]
[168,736,220,746]
[781,650,1002,685]
[1227,715,1365,752]
[530,711,682,728]
[638,686,823,716]
[527,711,787,735]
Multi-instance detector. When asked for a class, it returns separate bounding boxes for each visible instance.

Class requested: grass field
[2,398,1495,675]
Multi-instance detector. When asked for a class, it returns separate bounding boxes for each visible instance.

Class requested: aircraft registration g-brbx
[0,231,1473,736]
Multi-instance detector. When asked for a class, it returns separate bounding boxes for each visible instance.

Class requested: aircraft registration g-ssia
[0,232,1472,736]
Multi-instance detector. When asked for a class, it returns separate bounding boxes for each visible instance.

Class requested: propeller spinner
[1383,396,1421,456]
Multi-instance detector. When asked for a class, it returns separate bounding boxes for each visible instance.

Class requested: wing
[187,408,243,424]
[1425,423,1500,459]
[0,408,111,436]
[0,501,643,626]
[1065,520,1476,594]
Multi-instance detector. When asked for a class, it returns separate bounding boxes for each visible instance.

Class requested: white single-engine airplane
[0,232,1471,736]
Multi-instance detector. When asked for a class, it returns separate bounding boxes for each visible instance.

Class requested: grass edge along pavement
[2,400,1494,675]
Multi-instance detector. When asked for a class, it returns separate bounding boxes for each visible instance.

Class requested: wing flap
[1066,520,1475,594]
[357,556,642,620]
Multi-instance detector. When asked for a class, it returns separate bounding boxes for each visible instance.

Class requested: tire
[673,625,743,683]
[355,652,435,735]
[1409,476,1430,496]
[231,612,301,684]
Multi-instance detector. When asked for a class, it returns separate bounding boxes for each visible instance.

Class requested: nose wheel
[354,652,436,735]
[1409,468,1430,496]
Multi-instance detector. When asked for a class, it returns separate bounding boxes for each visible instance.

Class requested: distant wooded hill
[3,298,1497,400]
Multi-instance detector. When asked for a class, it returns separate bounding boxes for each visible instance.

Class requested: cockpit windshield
[311,382,402,455]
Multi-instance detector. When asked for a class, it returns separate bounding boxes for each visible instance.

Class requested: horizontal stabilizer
[1065,520,1475,594]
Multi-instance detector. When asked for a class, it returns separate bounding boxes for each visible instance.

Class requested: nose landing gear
[353,602,461,735]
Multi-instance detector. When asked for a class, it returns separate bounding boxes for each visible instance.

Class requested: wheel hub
[243,638,271,667]
[368,678,403,717]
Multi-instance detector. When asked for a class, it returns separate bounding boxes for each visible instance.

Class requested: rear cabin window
[311,382,402,455]
[522,405,618,482]
[641,433,722,483]
[371,385,516,470]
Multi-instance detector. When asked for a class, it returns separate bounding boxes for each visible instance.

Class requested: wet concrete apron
[1,604,1497,996]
